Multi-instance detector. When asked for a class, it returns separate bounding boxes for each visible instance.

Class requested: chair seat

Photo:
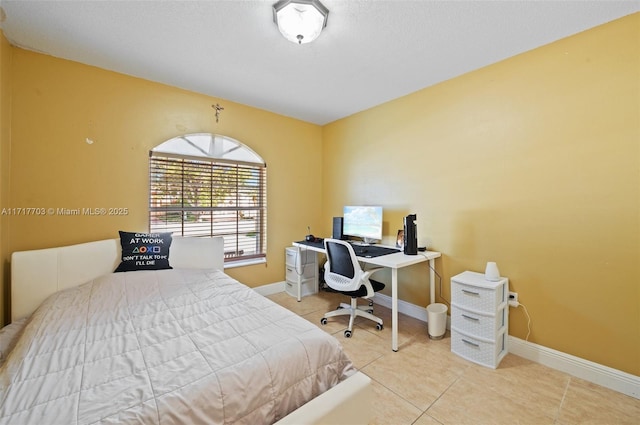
[341,279,385,298]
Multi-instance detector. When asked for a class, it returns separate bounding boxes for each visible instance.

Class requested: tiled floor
[268,290,640,425]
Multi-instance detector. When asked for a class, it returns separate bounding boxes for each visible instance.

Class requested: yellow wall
[2,13,638,376]
[0,30,11,324]
[323,14,639,375]
[6,48,324,299]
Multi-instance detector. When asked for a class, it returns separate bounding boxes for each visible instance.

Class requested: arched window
[149,133,267,264]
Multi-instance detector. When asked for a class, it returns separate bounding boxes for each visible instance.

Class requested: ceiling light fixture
[272,0,329,45]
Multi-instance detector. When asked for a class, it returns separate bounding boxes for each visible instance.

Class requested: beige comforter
[0,269,354,424]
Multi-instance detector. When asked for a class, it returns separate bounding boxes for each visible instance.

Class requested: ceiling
[0,1,638,125]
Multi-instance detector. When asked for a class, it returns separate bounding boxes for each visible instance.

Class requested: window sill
[224,257,266,269]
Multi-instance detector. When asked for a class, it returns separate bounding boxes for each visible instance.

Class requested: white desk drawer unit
[451,328,507,368]
[451,271,508,369]
[450,305,507,341]
[285,247,318,300]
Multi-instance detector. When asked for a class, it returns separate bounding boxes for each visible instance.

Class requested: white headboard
[10,236,224,322]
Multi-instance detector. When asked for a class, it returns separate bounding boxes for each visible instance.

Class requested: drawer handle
[286,268,293,272]
[461,289,480,296]
[462,338,480,348]
[461,314,479,321]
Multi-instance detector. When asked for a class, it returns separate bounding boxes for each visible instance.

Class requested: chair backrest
[324,239,373,296]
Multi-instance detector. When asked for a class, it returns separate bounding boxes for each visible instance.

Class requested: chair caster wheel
[320,318,328,325]
[368,300,374,307]
[376,323,384,331]
[344,330,352,338]
[337,305,344,310]
[367,309,374,314]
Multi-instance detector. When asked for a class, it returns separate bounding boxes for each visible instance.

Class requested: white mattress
[0,269,354,424]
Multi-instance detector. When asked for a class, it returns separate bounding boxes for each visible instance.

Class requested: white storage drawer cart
[285,246,318,301]
[450,271,508,368]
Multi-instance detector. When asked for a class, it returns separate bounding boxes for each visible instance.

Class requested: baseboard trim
[508,336,639,399]
[257,284,639,399]
[372,292,452,329]
[253,281,285,297]
[373,292,427,321]
[373,292,639,399]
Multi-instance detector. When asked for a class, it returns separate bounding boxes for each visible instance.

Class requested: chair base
[322,297,383,337]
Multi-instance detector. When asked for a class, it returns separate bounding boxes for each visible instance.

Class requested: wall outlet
[508,291,519,307]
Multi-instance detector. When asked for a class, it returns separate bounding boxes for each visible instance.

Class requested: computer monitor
[343,206,383,243]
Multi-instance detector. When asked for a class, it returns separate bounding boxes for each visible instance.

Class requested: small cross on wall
[212,103,225,123]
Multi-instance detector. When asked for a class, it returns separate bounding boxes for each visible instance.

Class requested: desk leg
[429,259,435,304]
[391,267,398,352]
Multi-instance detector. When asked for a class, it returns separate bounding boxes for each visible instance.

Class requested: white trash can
[426,303,448,340]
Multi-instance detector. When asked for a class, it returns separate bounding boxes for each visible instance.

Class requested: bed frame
[10,236,372,425]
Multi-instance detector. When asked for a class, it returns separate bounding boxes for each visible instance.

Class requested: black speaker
[332,217,344,240]
[403,214,418,255]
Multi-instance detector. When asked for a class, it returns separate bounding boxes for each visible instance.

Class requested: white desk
[292,241,441,352]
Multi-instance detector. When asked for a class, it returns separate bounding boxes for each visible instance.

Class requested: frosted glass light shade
[485,262,501,281]
[273,0,329,44]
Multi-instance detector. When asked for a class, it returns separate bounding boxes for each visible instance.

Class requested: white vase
[485,262,501,281]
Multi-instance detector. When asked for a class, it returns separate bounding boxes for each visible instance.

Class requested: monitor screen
[343,206,383,242]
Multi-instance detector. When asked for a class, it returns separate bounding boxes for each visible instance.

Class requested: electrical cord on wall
[420,253,449,306]
[511,301,532,341]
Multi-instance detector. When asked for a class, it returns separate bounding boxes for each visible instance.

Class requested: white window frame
[149,134,267,264]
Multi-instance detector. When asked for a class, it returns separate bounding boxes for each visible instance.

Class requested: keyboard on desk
[349,243,399,258]
[295,239,399,258]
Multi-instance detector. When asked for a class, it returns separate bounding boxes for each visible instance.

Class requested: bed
[1,236,372,424]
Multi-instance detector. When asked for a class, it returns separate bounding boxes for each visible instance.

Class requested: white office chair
[320,239,385,338]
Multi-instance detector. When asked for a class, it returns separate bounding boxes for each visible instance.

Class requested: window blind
[149,154,267,262]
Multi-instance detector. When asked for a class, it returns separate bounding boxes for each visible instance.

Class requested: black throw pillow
[114,231,173,272]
